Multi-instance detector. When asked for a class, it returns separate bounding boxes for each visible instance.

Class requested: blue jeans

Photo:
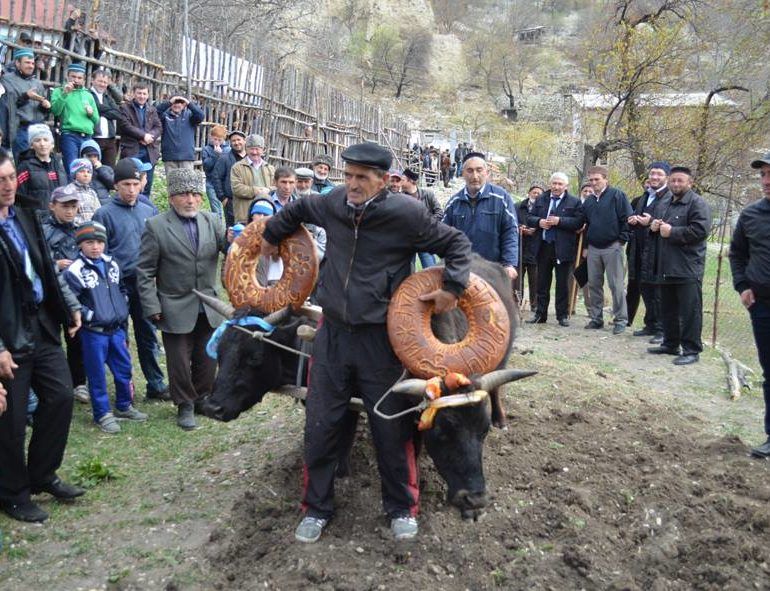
[417,252,436,269]
[123,275,166,394]
[206,180,223,216]
[81,328,133,421]
[749,300,770,436]
[60,132,90,179]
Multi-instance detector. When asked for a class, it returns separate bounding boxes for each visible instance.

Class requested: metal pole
[711,172,735,347]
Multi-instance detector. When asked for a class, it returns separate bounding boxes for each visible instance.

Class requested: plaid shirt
[69,182,102,225]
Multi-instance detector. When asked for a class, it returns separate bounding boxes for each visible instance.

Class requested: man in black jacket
[262,142,471,544]
[212,130,246,227]
[647,166,711,365]
[517,184,543,310]
[89,69,122,166]
[401,167,443,268]
[526,173,585,326]
[729,153,770,457]
[583,165,633,334]
[0,152,85,523]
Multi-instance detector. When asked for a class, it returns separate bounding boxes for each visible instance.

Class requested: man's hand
[740,288,756,309]
[68,310,81,338]
[628,215,639,226]
[538,218,550,229]
[505,266,518,280]
[419,289,458,314]
[261,238,279,258]
[142,133,154,145]
[547,215,560,226]
[57,259,73,270]
[40,99,51,110]
[150,313,162,324]
[0,350,18,380]
[659,222,672,238]
[0,381,7,415]
[63,82,74,94]
[214,145,222,154]
[85,104,94,116]
[650,219,662,233]
[637,213,652,227]
[254,187,270,198]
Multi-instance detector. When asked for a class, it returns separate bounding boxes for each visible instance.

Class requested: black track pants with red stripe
[302,319,419,520]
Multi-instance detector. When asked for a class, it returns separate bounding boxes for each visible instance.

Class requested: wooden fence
[0,6,411,178]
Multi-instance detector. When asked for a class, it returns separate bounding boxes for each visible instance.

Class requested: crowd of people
[1,41,769,546]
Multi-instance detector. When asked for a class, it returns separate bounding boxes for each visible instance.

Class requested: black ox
[197,256,533,519]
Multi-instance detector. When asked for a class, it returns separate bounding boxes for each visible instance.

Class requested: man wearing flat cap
[647,166,711,366]
[443,151,519,280]
[311,154,335,194]
[137,168,229,430]
[230,134,275,223]
[0,48,50,158]
[401,167,443,268]
[730,152,770,457]
[262,141,472,544]
[212,130,247,226]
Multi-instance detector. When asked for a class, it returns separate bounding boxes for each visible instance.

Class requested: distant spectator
[89,69,123,167]
[117,83,161,196]
[230,134,275,223]
[156,95,204,169]
[388,169,404,193]
[201,124,229,217]
[67,159,101,224]
[15,124,67,210]
[212,130,246,226]
[518,184,544,310]
[311,154,334,194]
[440,151,452,188]
[79,139,114,203]
[63,8,88,56]
[294,167,317,197]
[402,167,443,268]
[0,48,50,158]
[50,63,99,176]
[129,157,158,214]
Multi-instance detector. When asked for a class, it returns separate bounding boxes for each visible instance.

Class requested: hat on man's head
[75,221,108,244]
[167,168,205,196]
[750,152,770,169]
[670,165,693,177]
[114,158,142,183]
[67,62,86,74]
[130,157,152,173]
[13,48,34,60]
[19,32,33,44]
[294,167,314,179]
[388,168,403,179]
[27,123,53,144]
[250,198,275,218]
[648,161,671,175]
[341,142,392,171]
[50,184,81,203]
[227,130,246,140]
[403,168,419,182]
[245,134,265,148]
[70,158,92,176]
[462,151,486,164]
[312,154,334,168]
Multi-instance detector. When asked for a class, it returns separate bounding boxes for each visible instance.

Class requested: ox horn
[194,289,234,319]
[390,378,428,397]
[476,369,537,392]
[297,303,323,322]
[263,306,291,326]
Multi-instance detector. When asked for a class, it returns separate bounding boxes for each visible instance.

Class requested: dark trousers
[660,281,703,355]
[0,317,74,505]
[627,277,641,325]
[520,262,538,309]
[749,300,770,436]
[303,320,418,520]
[639,282,663,333]
[161,314,216,405]
[535,241,571,320]
[64,329,86,388]
[94,137,119,167]
[123,275,166,394]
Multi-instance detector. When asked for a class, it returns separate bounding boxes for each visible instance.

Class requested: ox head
[393,369,535,520]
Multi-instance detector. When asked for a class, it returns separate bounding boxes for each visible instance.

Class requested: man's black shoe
[146,387,172,402]
[1,501,48,523]
[584,320,603,329]
[526,315,546,324]
[649,334,664,344]
[558,318,570,327]
[31,477,86,500]
[750,438,770,459]
[648,345,679,355]
[633,327,654,336]
[673,354,699,366]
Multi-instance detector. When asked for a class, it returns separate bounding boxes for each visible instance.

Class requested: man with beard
[311,154,335,194]
[517,184,543,310]
[295,167,319,197]
[213,130,246,226]
[647,166,711,365]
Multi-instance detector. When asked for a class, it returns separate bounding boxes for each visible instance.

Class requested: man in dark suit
[517,184,544,309]
[117,83,161,196]
[526,172,585,326]
[137,169,229,430]
[0,152,85,522]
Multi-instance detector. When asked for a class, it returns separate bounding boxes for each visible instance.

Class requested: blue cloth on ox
[205,316,275,360]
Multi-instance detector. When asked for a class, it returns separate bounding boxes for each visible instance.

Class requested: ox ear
[263,306,292,325]
[475,369,537,392]
[390,378,428,397]
[194,289,234,319]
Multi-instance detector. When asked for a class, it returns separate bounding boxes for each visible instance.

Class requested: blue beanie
[250,202,274,217]
[648,161,671,175]
[68,62,86,74]
[13,48,34,60]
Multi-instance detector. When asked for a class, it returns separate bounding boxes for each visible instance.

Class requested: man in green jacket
[50,63,99,179]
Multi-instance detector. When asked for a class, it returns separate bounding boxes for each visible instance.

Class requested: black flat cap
[751,152,770,169]
[670,166,692,176]
[462,151,486,164]
[403,168,419,182]
[341,142,392,171]
[227,130,246,139]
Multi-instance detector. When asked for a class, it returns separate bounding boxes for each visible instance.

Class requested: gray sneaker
[97,413,121,434]
[294,516,328,543]
[391,515,418,541]
[73,384,90,404]
[114,405,148,421]
[177,402,197,430]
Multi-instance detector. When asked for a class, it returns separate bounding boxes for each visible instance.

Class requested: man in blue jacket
[156,96,204,170]
[443,152,518,281]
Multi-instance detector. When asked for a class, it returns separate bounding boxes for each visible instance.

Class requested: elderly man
[156,95,204,170]
[230,134,275,223]
[0,48,50,158]
[311,154,335,194]
[730,152,770,457]
[583,165,633,334]
[526,173,584,326]
[295,167,318,196]
[137,169,228,430]
[261,142,472,544]
[117,83,162,196]
[443,152,518,280]
[0,152,85,523]
[647,166,711,365]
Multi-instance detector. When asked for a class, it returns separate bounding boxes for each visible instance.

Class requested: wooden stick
[716,345,754,400]
[569,231,584,318]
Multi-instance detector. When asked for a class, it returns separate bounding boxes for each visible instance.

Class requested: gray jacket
[0,70,49,148]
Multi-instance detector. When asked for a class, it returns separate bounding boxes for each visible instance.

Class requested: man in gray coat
[137,169,229,429]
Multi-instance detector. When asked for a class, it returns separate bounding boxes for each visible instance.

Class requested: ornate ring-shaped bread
[223,218,319,312]
[387,268,510,379]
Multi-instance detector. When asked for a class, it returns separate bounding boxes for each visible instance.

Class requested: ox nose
[452,489,488,519]
[198,397,226,422]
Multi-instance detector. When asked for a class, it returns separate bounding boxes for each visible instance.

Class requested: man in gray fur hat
[137,168,229,430]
